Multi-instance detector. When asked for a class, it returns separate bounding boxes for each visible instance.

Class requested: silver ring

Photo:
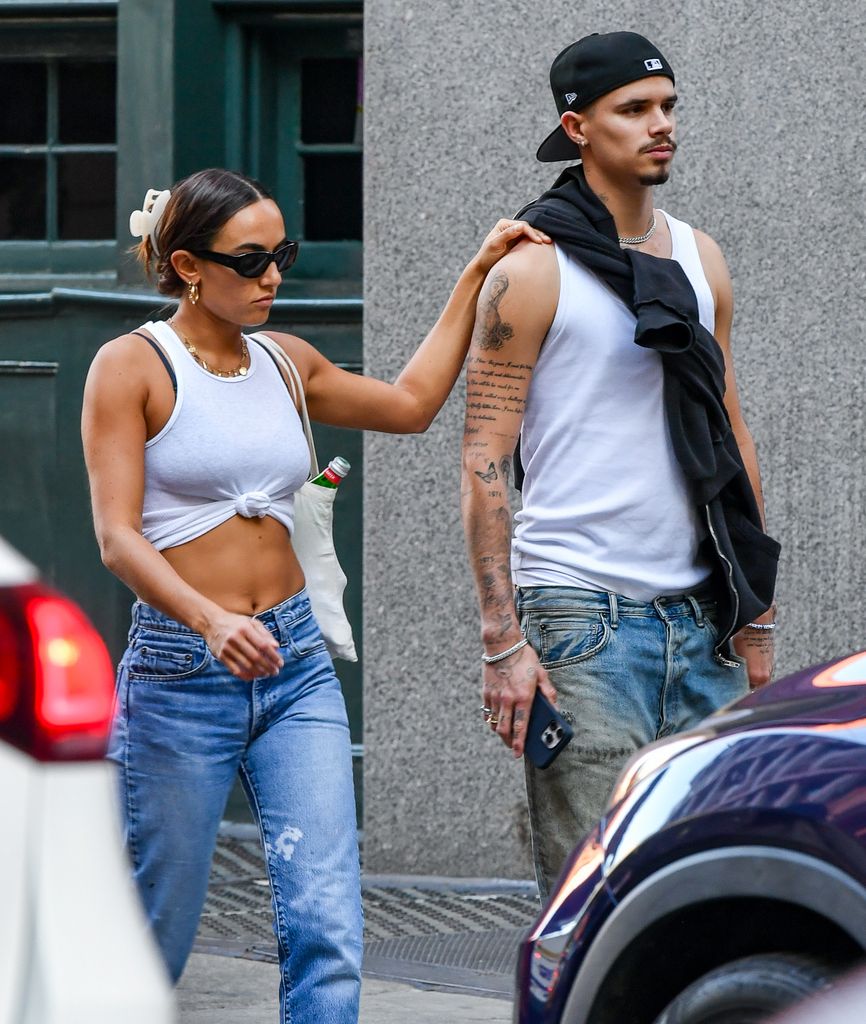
[480,705,493,716]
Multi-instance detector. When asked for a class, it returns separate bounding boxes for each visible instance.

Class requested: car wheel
[652,953,834,1024]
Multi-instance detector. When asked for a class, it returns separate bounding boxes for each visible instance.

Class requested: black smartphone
[525,690,573,769]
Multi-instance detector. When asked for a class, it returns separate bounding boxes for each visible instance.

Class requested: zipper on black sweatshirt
[704,505,741,666]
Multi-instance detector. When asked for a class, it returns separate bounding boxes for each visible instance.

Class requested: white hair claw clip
[129,188,171,254]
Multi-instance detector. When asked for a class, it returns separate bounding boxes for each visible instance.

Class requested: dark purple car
[516,651,866,1024]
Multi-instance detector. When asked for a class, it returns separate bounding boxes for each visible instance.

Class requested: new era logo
[644,58,663,71]
[565,91,578,104]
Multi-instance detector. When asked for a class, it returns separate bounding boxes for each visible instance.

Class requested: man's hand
[733,623,775,689]
[483,643,559,758]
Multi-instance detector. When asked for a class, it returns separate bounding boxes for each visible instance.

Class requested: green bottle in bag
[311,457,350,489]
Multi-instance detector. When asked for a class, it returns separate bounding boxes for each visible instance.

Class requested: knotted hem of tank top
[142,496,295,550]
[234,490,272,519]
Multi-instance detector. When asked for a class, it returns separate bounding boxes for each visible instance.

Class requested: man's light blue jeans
[108,589,363,1024]
[517,584,749,897]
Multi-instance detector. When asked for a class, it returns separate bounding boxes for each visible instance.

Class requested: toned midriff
[161,514,305,616]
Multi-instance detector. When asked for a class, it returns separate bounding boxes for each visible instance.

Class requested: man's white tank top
[512,211,715,599]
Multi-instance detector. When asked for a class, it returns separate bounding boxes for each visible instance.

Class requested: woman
[81,167,549,1023]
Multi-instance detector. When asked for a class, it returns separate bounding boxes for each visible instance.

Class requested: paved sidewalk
[181,828,534,1021]
[178,952,513,1023]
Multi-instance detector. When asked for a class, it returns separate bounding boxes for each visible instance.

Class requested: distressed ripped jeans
[517,585,749,899]
[108,589,363,1024]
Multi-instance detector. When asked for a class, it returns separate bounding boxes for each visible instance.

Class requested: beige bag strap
[248,333,319,477]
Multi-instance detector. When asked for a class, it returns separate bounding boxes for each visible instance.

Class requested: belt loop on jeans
[686,594,704,627]
[276,606,292,647]
[607,591,619,629]
[258,606,286,646]
[271,614,285,647]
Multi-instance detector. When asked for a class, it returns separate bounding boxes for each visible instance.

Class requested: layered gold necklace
[169,318,249,378]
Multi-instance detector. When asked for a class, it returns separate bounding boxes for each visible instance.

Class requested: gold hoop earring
[188,280,199,305]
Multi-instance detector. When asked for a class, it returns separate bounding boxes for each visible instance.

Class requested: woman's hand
[296,220,551,435]
[205,611,284,681]
[473,219,552,276]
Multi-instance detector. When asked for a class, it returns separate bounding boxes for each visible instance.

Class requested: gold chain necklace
[169,319,249,378]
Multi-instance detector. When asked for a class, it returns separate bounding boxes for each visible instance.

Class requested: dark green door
[0,1,365,827]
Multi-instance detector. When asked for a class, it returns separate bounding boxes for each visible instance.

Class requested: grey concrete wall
[363,0,866,877]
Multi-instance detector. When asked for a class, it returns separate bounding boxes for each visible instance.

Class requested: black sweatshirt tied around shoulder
[515,165,780,651]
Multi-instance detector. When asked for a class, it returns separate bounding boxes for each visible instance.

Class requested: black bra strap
[132,330,177,395]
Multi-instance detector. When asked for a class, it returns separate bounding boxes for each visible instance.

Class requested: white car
[0,536,173,1023]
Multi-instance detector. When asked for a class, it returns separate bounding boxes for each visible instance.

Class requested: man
[461,31,779,895]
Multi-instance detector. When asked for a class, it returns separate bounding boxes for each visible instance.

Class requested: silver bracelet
[746,621,776,630]
[482,638,529,664]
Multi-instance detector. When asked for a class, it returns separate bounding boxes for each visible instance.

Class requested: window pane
[59,61,116,144]
[304,153,361,241]
[0,62,47,144]
[58,153,115,239]
[0,158,46,239]
[301,58,362,144]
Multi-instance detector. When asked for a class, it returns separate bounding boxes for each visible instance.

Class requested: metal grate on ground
[194,830,540,996]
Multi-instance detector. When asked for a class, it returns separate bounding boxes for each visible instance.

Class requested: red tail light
[0,609,18,719]
[0,583,115,761]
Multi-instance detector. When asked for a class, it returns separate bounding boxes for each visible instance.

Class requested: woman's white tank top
[140,321,310,551]
[512,211,716,599]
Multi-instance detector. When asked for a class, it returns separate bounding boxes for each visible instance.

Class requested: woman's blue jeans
[108,589,363,1024]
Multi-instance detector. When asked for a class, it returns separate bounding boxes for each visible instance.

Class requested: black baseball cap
[536,31,675,162]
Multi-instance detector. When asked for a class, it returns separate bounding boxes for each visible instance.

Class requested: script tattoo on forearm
[741,633,775,655]
[478,273,514,350]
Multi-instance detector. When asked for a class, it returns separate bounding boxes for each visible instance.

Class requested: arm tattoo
[462,348,533,642]
[463,355,532,435]
[478,273,514,351]
[480,564,514,615]
[742,634,775,655]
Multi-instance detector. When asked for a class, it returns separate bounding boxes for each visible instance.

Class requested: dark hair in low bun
[136,168,274,296]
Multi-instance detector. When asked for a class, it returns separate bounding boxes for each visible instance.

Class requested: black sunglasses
[191,241,299,278]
